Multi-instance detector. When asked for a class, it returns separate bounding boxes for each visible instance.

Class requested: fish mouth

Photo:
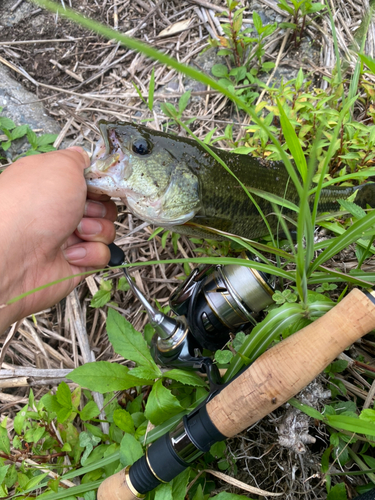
[84,128,132,192]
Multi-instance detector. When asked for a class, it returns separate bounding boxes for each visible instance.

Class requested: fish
[84,120,375,240]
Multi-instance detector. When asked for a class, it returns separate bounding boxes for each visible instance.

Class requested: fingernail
[63,246,87,261]
[67,146,91,168]
[84,200,106,218]
[77,218,103,235]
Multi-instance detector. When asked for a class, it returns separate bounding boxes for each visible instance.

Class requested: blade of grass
[309,209,375,274]
[148,67,155,111]
[3,257,295,309]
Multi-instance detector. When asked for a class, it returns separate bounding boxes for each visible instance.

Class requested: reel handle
[97,288,375,500]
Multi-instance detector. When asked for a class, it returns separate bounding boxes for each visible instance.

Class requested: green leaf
[339,199,366,220]
[0,117,15,130]
[113,409,135,434]
[36,133,58,146]
[155,482,173,500]
[90,289,111,308]
[36,145,56,153]
[329,359,348,374]
[106,309,161,374]
[1,140,11,151]
[171,468,191,500]
[211,64,229,77]
[359,53,375,75]
[10,124,28,140]
[4,464,16,489]
[0,465,9,486]
[148,67,155,111]
[327,415,375,436]
[80,401,100,421]
[215,350,233,364]
[307,2,324,12]
[288,398,324,421]
[130,366,159,380]
[0,427,10,455]
[119,433,143,466]
[360,409,375,423]
[178,90,191,114]
[117,276,130,291]
[56,382,72,408]
[25,473,48,490]
[145,379,183,425]
[32,425,45,443]
[69,361,151,393]
[40,393,62,413]
[252,11,262,33]
[295,67,304,91]
[210,441,226,459]
[132,81,148,106]
[192,485,205,500]
[13,404,28,435]
[57,406,73,424]
[163,369,206,387]
[310,209,375,273]
[261,61,275,71]
[277,98,307,183]
[327,482,347,500]
[26,127,38,148]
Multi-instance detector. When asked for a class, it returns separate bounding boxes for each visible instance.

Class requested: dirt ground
[1,0,375,498]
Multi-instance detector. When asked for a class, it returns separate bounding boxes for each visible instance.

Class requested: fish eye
[132,138,151,155]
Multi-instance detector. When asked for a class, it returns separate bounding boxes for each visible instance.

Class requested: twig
[10,0,24,11]
[188,0,228,13]
[0,319,23,369]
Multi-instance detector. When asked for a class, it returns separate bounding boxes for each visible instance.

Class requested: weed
[0,107,57,162]
[278,0,325,47]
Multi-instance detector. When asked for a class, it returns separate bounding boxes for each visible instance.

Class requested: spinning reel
[109,244,275,373]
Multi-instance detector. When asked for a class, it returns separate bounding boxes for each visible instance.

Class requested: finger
[62,233,84,249]
[63,241,111,267]
[39,147,91,170]
[87,192,112,202]
[75,217,116,244]
[84,200,118,222]
[65,146,91,168]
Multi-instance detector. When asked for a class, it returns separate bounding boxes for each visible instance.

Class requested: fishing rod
[102,244,375,500]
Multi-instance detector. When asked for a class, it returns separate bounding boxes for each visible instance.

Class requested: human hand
[0,147,117,332]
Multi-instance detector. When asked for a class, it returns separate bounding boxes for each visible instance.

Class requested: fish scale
[85,121,375,240]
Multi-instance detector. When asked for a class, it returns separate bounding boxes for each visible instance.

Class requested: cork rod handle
[97,288,375,500]
[207,288,375,437]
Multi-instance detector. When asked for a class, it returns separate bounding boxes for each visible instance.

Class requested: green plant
[0,107,57,161]
[209,4,276,100]
[278,0,325,47]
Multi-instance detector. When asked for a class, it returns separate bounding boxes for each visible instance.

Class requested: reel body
[108,244,275,372]
[170,259,275,351]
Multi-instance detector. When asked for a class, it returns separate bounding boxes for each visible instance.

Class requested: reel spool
[170,255,275,351]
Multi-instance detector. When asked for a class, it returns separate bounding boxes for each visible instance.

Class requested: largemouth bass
[84,121,375,240]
